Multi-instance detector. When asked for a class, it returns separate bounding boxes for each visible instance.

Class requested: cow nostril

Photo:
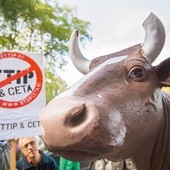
[70,109,86,127]
[64,105,87,127]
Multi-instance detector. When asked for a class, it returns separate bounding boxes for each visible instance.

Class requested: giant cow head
[40,13,170,169]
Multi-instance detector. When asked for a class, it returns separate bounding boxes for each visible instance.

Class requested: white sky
[58,0,170,86]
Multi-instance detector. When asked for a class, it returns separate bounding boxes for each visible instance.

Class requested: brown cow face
[40,54,164,162]
[41,13,170,165]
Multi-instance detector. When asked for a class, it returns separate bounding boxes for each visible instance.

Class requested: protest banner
[0,51,46,140]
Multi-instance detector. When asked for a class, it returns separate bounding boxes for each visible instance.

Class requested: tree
[45,69,67,103]
[0,0,91,102]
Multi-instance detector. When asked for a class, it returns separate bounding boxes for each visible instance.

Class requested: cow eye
[129,67,146,81]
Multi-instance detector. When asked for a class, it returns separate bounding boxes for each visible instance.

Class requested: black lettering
[20,85,26,93]
[15,86,21,94]
[37,121,40,127]
[1,123,18,130]
[8,87,15,95]
[32,121,36,127]
[27,84,33,92]
[1,124,5,130]
[27,121,39,128]
[0,70,34,84]
[23,72,34,84]
[28,122,32,128]
[28,72,34,79]
[16,70,21,84]
[13,123,17,129]
[4,70,15,84]
[23,75,27,84]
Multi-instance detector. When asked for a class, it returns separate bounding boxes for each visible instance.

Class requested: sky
[58,0,170,86]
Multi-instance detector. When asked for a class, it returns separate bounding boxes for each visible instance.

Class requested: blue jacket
[16,151,58,170]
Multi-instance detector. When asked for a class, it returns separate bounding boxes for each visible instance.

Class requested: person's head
[19,137,39,159]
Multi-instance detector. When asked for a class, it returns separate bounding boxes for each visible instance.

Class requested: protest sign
[0,51,46,140]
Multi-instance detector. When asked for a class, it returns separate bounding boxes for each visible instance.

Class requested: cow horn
[69,29,91,74]
[142,13,165,63]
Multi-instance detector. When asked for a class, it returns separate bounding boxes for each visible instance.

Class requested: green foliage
[45,69,67,103]
[0,0,91,103]
[0,0,91,69]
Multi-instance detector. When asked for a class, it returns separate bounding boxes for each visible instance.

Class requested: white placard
[0,51,46,140]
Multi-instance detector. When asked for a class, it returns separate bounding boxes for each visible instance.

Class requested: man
[16,137,58,170]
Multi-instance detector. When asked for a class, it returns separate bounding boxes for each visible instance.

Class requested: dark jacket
[16,151,58,170]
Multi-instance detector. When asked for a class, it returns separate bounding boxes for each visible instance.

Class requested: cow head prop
[40,13,170,170]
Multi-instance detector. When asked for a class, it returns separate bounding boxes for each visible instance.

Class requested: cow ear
[155,57,170,87]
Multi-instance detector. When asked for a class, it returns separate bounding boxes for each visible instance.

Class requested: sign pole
[9,139,16,170]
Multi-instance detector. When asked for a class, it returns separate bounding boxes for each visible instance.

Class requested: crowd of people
[0,136,136,170]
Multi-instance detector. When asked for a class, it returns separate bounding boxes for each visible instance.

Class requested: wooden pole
[9,139,16,170]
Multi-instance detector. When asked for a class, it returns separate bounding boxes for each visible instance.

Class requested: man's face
[20,138,38,159]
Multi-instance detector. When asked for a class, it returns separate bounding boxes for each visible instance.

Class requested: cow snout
[40,97,100,150]
[63,101,86,128]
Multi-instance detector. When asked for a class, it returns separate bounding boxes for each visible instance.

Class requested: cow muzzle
[40,97,100,155]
